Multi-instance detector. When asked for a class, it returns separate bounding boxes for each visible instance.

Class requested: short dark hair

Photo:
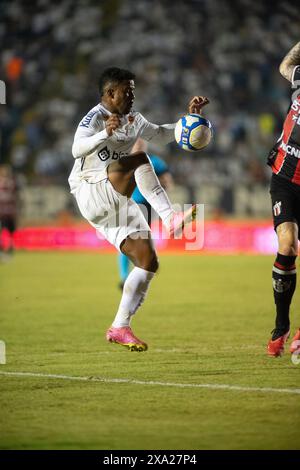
[98,67,135,96]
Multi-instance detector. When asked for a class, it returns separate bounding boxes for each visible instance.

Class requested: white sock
[134,163,174,227]
[112,266,155,328]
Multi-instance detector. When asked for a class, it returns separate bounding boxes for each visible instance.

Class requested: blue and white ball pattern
[175,114,212,152]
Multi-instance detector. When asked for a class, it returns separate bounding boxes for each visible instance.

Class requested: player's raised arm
[72,114,121,159]
[71,115,103,159]
[72,127,107,159]
[139,96,209,145]
[279,41,300,83]
[139,117,176,145]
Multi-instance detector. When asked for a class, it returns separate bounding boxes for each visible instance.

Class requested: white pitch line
[0,371,300,395]
[7,349,184,356]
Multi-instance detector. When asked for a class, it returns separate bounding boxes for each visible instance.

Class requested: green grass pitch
[0,252,299,450]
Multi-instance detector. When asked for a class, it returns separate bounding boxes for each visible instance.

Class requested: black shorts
[270,173,300,237]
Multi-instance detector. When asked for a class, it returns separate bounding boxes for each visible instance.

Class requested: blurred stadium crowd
[0,0,299,220]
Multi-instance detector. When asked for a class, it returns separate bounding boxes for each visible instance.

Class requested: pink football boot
[106,326,148,352]
[169,204,197,238]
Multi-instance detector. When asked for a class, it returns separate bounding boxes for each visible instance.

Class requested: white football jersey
[68,103,175,193]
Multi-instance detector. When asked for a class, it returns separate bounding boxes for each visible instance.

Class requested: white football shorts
[74,178,151,251]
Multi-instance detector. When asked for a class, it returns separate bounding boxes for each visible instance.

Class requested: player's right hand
[105,114,121,136]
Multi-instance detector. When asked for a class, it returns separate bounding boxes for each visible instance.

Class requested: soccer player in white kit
[69,67,209,351]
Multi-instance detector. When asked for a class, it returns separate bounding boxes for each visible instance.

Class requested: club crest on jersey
[272,278,292,293]
[273,201,281,217]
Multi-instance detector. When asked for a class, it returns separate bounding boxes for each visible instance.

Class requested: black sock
[272,253,297,339]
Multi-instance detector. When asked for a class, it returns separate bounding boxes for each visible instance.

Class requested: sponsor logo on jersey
[98,147,110,161]
[79,110,98,128]
[291,97,300,113]
[273,201,281,216]
[291,82,300,103]
[280,142,300,158]
[292,113,300,126]
[97,147,128,161]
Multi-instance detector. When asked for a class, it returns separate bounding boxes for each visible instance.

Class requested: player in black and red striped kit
[267,41,300,357]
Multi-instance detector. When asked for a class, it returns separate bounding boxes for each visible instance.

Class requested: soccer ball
[175,114,212,152]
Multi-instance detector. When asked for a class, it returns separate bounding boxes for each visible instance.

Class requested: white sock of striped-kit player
[272,253,297,340]
[112,267,155,327]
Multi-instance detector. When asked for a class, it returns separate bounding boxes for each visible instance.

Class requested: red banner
[1,220,278,254]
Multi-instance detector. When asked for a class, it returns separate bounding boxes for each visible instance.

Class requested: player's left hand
[188,96,209,114]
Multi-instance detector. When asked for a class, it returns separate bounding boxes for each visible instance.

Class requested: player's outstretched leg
[267,222,298,357]
[108,152,196,236]
[106,235,158,352]
[134,160,196,236]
